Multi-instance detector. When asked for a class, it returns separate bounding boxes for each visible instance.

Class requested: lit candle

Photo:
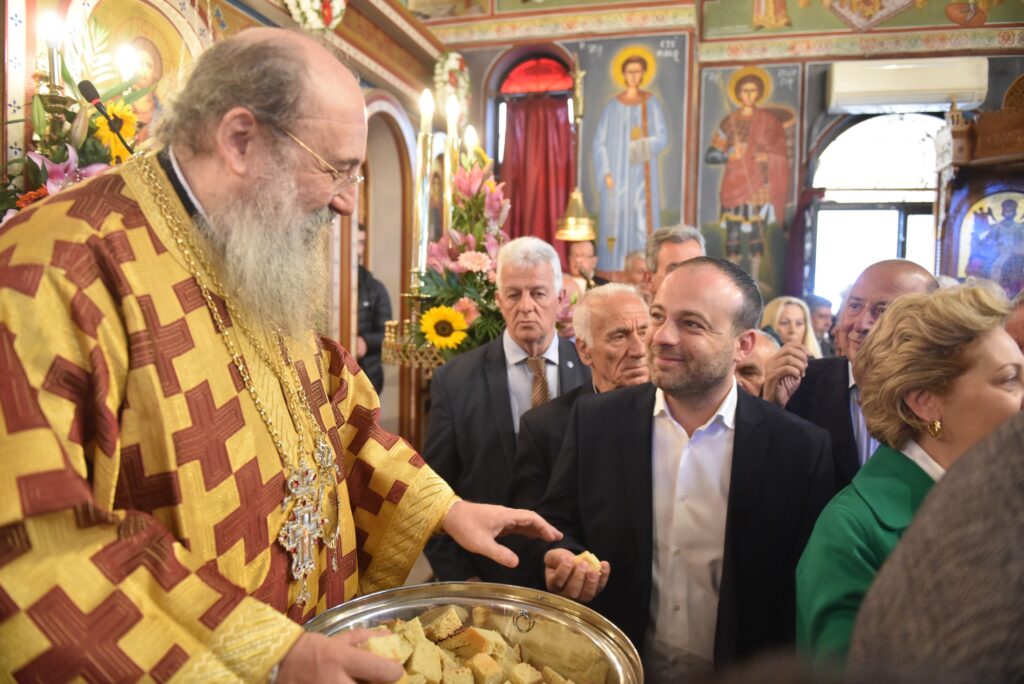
[40,13,63,89]
[116,45,142,81]
[412,91,434,285]
[419,89,434,137]
[442,95,461,234]
[463,125,478,163]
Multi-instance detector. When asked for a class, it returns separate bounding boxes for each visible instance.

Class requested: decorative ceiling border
[433,5,695,47]
[323,31,421,104]
[361,0,442,60]
[699,27,1024,63]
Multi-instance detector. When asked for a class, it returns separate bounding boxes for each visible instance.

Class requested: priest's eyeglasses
[271,122,364,191]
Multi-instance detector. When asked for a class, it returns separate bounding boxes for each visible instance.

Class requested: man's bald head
[157,28,362,154]
[839,259,938,363]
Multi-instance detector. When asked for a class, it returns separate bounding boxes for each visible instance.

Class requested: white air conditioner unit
[828,57,988,114]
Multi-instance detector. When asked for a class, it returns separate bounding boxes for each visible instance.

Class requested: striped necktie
[526,357,550,408]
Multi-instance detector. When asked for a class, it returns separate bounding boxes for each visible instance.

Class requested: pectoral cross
[278,467,323,606]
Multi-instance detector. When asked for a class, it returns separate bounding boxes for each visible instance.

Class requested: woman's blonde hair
[854,283,1011,448]
[761,296,822,358]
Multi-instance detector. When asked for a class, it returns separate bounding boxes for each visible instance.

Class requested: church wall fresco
[697,63,801,297]
[703,0,1024,39]
[572,34,689,271]
[461,30,691,273]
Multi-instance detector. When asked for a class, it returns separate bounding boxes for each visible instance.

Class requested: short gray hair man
[645,225,706,273]
[645,225,707,297]
[573,283,643,347]
[496,236,563,293]
[571,283,650,393]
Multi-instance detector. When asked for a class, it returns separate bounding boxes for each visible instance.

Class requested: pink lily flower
[453,165,485,201]
[27,145,108,195]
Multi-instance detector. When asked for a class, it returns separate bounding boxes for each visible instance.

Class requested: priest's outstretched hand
[441,500,563,568]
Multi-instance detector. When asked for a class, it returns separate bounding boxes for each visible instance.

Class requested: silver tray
[305,582,643,684]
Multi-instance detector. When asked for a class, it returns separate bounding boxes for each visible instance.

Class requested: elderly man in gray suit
[848,412,1024,682]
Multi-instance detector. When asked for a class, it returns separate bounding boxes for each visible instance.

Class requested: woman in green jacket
[796,283,1024,664]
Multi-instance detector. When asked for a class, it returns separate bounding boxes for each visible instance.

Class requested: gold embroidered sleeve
[322,339,457,594]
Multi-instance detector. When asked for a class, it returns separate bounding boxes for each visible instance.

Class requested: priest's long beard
[197,174,334,337]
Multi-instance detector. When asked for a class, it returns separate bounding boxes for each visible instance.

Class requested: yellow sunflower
[93,100,138,164]
[421,306,468,350]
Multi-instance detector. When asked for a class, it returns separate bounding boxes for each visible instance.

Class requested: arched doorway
[808,113,945,309]
[362,94,415,435]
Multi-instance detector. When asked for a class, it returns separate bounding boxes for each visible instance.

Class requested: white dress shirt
[849,361,881,467]
[645,380,738,679]
[900,439,946,483]
[502,330,560,433]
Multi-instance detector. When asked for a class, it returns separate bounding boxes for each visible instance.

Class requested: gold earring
[927,419,943,439]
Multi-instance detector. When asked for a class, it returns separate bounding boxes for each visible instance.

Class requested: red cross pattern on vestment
[0,245,43,297]
[17,587,144,682]
[347,405,399,455]
[214,458,285,563]
[90,513,190,591]
[172,381,244,491]
[58,175,147,231]
[128,295,195,397]
[113,444,182,512]
[0,324,49,434]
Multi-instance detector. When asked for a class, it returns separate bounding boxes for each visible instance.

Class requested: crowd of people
[417,226,1024,683]
[1,27,1021,684]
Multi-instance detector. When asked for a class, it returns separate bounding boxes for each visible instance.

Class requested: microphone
[579,266,597,290]
[78,79,134,156]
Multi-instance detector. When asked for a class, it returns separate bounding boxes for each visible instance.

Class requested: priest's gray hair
[156,35,311,152]
[573,283,646,347]
[646,225,706,272]
[496,237,563,293]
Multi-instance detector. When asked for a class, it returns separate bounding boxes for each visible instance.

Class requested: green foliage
[79,134,112,166]
[30,96,47,136]
[23,157,45,193]
[418,246,504,356]
[0,187,17,214]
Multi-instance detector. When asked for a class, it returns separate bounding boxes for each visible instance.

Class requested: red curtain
[501,96,575,271]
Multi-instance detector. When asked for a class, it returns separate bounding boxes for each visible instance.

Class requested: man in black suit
[762,260,937,488]
[424,236,591,581]
[512,283,650,509]
[536,258,835,679]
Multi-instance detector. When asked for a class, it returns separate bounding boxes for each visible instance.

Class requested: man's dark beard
[649,342,735,400]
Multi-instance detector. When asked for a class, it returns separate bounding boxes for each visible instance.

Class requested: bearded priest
[0,29,560,683]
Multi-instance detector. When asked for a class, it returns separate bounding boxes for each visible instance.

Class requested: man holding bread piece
[534,258,834,680]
